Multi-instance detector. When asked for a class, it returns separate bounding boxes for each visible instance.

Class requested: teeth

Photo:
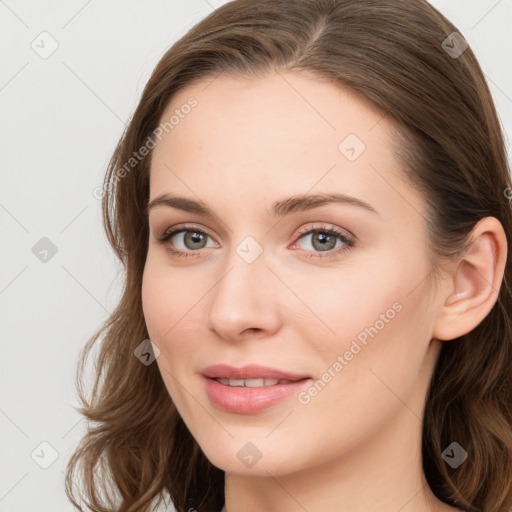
[215,378,288,387]
[228,378,245,386]
[246,378,278,387]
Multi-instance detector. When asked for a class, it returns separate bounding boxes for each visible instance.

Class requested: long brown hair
[64,1,512,511]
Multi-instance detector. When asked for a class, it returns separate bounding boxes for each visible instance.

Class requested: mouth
[201,363,311,382]
[213,377,298,387]
[201,364,313,414]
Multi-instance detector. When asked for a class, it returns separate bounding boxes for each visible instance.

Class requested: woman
[65,1,512,511]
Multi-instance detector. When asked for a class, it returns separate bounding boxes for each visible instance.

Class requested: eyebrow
[146,190,379,218]
[146,192,379,218]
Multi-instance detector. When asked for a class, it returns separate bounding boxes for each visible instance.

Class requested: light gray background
[1,1,511,511]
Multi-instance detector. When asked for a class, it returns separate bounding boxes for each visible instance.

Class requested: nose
[206,248,282,341]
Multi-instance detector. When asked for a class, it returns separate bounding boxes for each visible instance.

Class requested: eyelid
[292,223,356,243]
[158,223,217,242]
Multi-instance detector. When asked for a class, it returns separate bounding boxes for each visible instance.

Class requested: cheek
[281,255,404,354]
[290,294,430,465]
[141,257,200,410]
[141,253,201,342]
[141,253,216,400]
[297,248,433,396]
[141,260,171,342]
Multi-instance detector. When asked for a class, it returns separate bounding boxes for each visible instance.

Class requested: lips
[201,364,312,414]
[201,363,310,381]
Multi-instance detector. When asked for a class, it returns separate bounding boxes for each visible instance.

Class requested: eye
[156,225,218,258]
[290,224,355,259]
[156,223,355,260]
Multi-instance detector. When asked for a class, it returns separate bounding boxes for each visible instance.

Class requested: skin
[141,71,507,511]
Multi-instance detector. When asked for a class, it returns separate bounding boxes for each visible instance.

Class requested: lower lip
[203,376,312,414]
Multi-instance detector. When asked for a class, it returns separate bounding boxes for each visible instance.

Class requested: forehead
[149,71,425,226]
[160,71,385,155]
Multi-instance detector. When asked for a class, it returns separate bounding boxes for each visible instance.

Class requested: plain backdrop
[1,1,511,510]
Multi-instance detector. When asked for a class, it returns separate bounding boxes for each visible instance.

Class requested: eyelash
[156,224,355,260]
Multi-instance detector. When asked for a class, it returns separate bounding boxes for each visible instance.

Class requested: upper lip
[202,364,311,381]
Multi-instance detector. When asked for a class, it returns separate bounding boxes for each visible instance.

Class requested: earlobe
[432,217,507,341]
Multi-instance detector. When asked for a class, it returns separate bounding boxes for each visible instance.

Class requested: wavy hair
[65,1,512,511]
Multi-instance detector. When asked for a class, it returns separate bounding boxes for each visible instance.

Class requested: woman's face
[142,71,446,476]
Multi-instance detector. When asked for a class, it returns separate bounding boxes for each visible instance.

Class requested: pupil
[314,232,335,251]
[187,232,204,248]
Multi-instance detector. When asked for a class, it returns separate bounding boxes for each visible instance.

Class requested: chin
[196,435,307,477]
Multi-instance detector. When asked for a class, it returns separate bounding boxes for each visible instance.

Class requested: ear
[432,216,508,341]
